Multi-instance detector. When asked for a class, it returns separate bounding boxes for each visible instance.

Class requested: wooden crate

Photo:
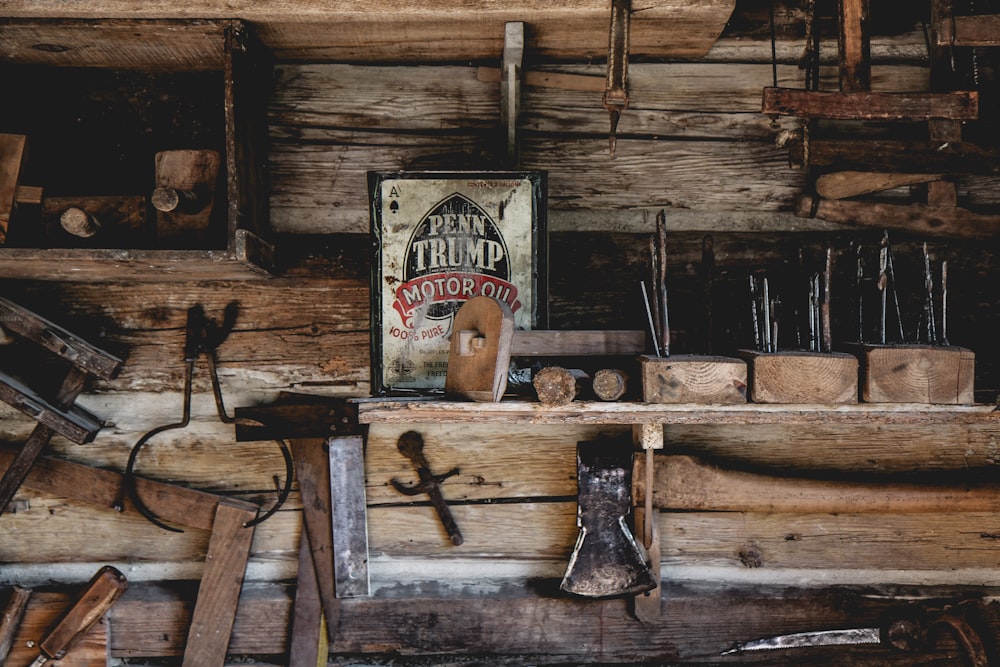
[0,19,274,281]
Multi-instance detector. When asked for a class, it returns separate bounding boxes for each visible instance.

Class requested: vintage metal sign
[368,171,546,395]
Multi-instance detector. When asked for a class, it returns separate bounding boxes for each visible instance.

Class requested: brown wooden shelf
[354,398,998,426]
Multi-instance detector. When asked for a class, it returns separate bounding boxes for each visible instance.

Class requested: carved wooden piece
[849,344,975,405]
[3,592,108,667]
[739,350,859,405]
[42,196,148,246]
[445,296,514,402]
[640,355,747,404]
[289,529,328,667]
[153,149,220,248]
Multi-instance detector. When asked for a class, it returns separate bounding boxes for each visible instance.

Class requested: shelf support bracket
[501,21,524,168]
[632,422,663,622]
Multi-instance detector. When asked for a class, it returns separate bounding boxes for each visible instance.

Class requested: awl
[27,565,128,667]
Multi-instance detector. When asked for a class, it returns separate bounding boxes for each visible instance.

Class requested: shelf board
[354,398,999,426]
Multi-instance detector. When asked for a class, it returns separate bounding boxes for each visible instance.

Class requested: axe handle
[635,454,1000,514]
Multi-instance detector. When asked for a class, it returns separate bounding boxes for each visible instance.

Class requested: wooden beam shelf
[354,398,998,426]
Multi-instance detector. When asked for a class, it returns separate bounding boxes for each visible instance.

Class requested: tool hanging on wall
[561,438,655,598]
[391,430,464,546]
[603,0,631,155]
[124,303,293,532]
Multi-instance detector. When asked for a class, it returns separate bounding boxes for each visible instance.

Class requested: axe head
[560,439,656,598]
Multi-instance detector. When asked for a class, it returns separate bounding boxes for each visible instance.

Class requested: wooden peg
[153,149,220,248]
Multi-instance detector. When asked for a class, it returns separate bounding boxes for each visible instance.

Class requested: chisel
[26,566,128,667]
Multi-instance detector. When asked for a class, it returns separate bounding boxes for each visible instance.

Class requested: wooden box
[740,350,859,404]
[0,19,274,280]
[640,354,747,404]
[848,343,975,404]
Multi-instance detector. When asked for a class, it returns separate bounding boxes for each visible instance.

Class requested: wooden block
[740,350,858,404]
[181,499,256,667]
[640,355,747,404]
[849,343,975,404]
[533,366,589,406]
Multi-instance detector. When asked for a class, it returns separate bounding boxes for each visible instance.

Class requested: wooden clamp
[0,133,43,245]
[0,296,122,519]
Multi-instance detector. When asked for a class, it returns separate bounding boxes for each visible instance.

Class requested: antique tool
[941,260,950,345]
[0,296,122,519]
[26,566,128,667]
[856,243,865,342]
[0,133,43,245]
[648,236,662,353]
[125,303,292,532]
[655,210,669,356]
[561,439,655,598]
[603,0,631,155]
[821,247,833,352]
[0,585,32,663]
[640,281,661,357]
[924,242,938,344]
[749,274,761,350]
[445,296,515,402]
[722,603,988,666]
[391,430,463,546]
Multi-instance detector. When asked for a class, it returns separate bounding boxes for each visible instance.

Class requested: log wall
[3,1,1000,665]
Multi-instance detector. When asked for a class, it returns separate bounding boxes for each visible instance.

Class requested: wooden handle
[39,566,127,660]
[635,454,1000,514]
[0,586,31,663]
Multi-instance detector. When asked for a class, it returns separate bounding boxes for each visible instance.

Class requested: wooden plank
[511,330,644,356]
[181,499,256,667]
[0,133,28,244]
[635,454,1000,515]
[796,195,1000,239]
[105,581,1000,662]
[790,138,1000,174]
[0,2,737,62]
[762,87,978,120]
[355,399,999,426]
[838,0,871,92]
[0,297,122,378]
[938,13,1000,47]
[290,438,339,624]
[288,530,328,667]
[815,172,942,200]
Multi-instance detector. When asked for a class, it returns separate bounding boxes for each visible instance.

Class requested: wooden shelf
[354,398,999,426]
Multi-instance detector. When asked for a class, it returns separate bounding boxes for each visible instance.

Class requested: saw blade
[722,627,881,654]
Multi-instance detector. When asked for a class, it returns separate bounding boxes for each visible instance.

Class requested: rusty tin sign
[368,171,547,395]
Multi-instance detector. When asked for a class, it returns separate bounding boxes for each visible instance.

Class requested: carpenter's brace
[124,303,293,532]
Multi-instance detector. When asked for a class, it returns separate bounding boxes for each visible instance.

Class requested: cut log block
[592,368,628,401]
[533,366,589,406]
[153,149,220,248]
[640,355,747,404]
[847,343,975,404]
[739,350,858,405]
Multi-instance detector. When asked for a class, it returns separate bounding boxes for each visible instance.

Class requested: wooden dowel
[533,366,589,406]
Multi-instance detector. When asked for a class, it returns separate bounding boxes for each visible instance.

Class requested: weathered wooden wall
[3,1,1000,665]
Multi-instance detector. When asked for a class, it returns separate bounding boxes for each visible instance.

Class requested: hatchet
[561,439,656,598]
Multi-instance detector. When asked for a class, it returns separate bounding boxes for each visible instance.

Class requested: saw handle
[39,566,127,660]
